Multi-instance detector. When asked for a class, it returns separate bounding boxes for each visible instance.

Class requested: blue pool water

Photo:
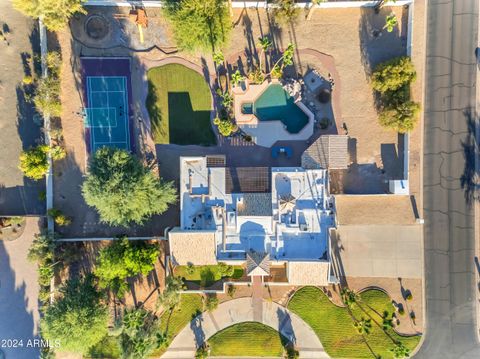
[253,84,309,134]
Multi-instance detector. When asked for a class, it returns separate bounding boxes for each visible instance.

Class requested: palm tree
[231,70,245,87]
[354,317,373,335]
[341,288,360,309]
[213,51,225,67]
[272,0,300,25]
[389,342,411,358]
[382,310,395,331]
[384,13,398,33]
[306,0,324,21]
[375,0,397,13]
[257,36,272,73]
[269,43,295,78]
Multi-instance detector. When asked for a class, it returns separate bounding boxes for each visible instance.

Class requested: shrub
[47,208,71,226]
[204,294,219,312]
[50,145,66,160]
[227,284,236,298]
[19,145,49,180]
[371,56,416,93]
[406,292,413,301]
[248,68,265,84]
[379,100,420,133]
[213,117,237,137]
[186,263,195,275]
[34,76,62,118]
[218,262,234,277]
[46,51,62,75]
[23,75,34,85]
[82,147,177,226]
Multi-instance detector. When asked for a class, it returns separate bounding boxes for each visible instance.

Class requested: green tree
[272,0,300,25]
[82,147,177,226]
[19,145,50,180]
[157,276,185,310]
[379,100,420,133]
[95,238,160,296]
[41,275,108,354]
[163,0,232,53]
[34,75,62,118]
[13,0,86,31]
[371,56,416,93]
[384,13,398,33]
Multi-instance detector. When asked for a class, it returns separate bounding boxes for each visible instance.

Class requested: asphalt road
[0,0,44,216]
[417,0,480,358]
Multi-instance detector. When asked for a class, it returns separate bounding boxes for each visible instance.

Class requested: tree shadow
[460,109,479,205]
[190,310,206,350]
[358,6,406,78]
[0,240,40,358]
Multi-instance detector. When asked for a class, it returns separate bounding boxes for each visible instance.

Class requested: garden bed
[146,63,216,146]
[174,264,244,288]
[287,286,421,358]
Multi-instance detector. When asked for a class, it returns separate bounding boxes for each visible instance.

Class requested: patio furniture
[272,146,293,159]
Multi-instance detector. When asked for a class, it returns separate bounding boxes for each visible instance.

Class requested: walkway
[161,297,329,359]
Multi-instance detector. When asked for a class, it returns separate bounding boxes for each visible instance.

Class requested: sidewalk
[161,297,329,359]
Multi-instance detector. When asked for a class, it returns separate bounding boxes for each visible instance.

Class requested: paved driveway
[0,1,44,216]
[0,218,40,359]
[161,297,329,359]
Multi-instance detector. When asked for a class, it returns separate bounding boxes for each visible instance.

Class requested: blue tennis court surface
[84,76,131,153]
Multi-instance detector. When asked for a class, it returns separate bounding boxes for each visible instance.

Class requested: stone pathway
[161,297,329,359]
[252,276,263,322]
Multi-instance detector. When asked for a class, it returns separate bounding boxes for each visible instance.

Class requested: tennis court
[84,76,130,153]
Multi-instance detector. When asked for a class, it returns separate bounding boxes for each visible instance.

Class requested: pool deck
[233,79,315,147]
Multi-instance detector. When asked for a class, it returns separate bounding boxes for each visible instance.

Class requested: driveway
[0,217,40,359]
[0,1,44,216]
[161,297,329,359]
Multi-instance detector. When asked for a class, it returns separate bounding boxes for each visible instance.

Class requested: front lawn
[287,287,421,358]
[206,322,290,357]
[151,293,204,357]
[146,63,216,145]
[174,264,244,287]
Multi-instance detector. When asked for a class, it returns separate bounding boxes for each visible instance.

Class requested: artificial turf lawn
[146,63,216,146]
[174,265,244,287]
[151,293,204,357]
[287,287,421,358]
[207,322,289,357]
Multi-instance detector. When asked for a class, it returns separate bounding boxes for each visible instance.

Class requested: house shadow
[0,241,40,359]
[167,92,215,146]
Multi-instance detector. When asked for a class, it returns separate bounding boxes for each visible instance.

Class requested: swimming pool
[252,84,309,134]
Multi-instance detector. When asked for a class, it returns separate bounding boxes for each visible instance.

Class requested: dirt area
[0,1,44,216]
[53,4,423,237]
[327,277,423,336]
[55,239,166,314]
